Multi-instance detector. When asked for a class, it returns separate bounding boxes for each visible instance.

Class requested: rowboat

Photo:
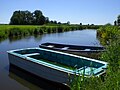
[7,47,107,84]
[39,43,105,52]
[39,42,105,58]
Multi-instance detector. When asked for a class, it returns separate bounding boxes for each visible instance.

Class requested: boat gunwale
[40,42,105,51]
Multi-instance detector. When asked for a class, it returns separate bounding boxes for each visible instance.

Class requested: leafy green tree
[10,10,33,25]
[58,22,61,24]
[105,23,112,26]
[80,23,82,25]
[33,10,45,25]
[53,20,57,24]
[50,20,54,24]
[45,17,49,24]
[117,15,120,26]
[10,10,46,25]
[10,11,22,25]
[24,10,33,25]
[67,21,70,25]
[114,20,117,26]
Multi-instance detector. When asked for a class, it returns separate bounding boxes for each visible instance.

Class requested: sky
[0,0,120,25]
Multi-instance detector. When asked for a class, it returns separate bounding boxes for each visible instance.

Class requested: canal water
[0,29,101,90]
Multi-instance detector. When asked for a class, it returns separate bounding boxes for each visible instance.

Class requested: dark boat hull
[39,43,105,59]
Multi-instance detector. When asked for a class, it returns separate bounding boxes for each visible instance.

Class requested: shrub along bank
[0,25,100,42]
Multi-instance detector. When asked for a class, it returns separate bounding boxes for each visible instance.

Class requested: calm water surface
[0,29,101,90]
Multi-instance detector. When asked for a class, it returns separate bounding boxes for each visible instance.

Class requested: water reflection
[6,30,101,46]
[8,34,43,43]
[8,36,27,42]
[9,64,70,90]
[33,34,43,42]
[0,37,7,43]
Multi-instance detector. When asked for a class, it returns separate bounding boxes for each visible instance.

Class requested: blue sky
[0,0,120,25]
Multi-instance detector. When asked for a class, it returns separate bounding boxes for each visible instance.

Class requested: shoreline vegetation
[0,24,100,42]
[97,25,120,45]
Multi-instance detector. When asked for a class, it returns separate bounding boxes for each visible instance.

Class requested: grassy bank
[0,24,100,42]
[70,25,120,90]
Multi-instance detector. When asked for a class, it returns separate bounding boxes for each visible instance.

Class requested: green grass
[97,25,120,45]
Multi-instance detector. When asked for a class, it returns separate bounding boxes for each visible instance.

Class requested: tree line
[10,10,64,25]
[9,10,120,26]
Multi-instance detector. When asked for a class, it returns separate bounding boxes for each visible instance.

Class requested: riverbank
[70,25,120,90]
[97,25,120,45]
[0,24,100,42]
